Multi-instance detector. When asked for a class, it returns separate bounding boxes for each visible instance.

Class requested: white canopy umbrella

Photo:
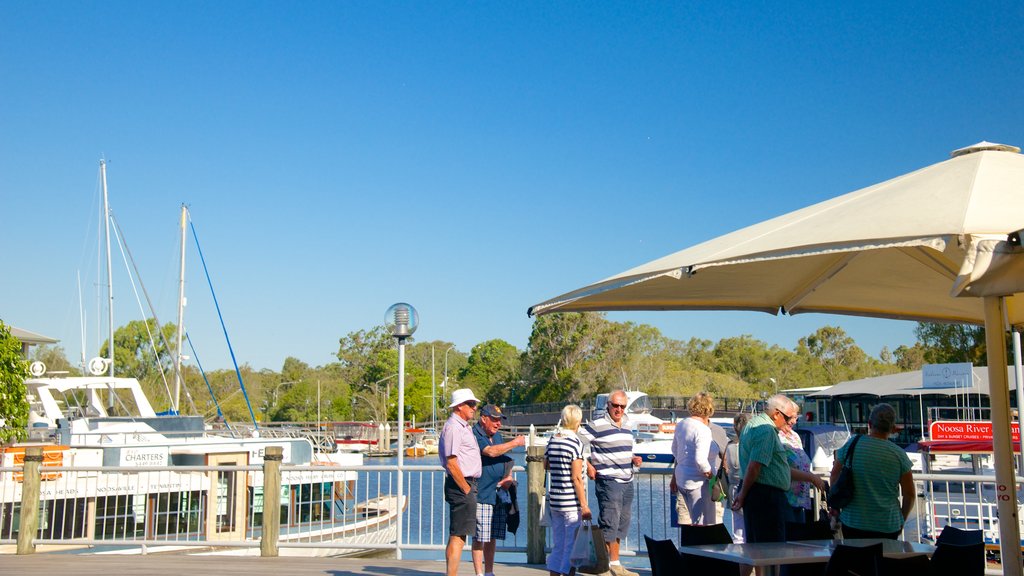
[530,142,1024,570]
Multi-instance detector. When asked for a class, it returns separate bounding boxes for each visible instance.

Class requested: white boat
[421,433,439,455]
[3,372,403,556]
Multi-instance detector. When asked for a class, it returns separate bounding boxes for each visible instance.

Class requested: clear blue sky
[3,2,1023,373]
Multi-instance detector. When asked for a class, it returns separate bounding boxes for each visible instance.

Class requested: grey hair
[765,394,791,413]
[869,403,898,434]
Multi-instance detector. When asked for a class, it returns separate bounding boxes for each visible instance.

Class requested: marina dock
[0,553,653,576]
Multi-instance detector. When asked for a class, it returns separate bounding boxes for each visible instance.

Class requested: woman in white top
[544,404,591,576]
[670,392,720,525]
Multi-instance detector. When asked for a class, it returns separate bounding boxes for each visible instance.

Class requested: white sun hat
[449,388,481,408]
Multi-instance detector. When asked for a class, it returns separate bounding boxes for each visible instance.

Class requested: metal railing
[2,448,1017,566]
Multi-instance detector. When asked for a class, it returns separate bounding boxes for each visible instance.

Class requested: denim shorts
[595,477,633,542]
[445,475,478,536]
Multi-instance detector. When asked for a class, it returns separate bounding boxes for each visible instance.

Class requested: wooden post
[17,446,43,555]
[526,444,546,565]
[260,446,283,557]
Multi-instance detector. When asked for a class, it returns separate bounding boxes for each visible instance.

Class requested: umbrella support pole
[984,295,1023,576]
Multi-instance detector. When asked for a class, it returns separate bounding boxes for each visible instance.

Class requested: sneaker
[609,565,639,576]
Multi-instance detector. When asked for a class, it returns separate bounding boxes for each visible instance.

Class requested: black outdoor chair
[929,541,985,576]
[823,542,882,576]
[678,522,733,545]
[644,535,682,576]
[677,523,743,576]
[935,525,984,546]
[784,521,833,576]
[786,520,834,541]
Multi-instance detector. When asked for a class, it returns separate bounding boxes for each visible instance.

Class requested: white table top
[679,538,936,567]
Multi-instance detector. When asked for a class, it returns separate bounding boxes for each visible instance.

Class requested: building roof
[9,326,58,345]
[808,366,1018,398]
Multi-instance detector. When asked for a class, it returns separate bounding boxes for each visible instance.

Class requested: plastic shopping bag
[569,520,609,574]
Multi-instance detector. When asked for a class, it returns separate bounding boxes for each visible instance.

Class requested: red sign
[930,420,1021,442]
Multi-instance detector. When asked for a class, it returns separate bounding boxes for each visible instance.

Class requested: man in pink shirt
[440,388,482,576]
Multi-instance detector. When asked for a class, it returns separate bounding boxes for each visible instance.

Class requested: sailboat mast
[174,204,187,412]
[100,159,114,378]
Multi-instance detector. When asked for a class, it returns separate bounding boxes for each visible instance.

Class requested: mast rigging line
[109,213,198,414]
[185,332,236,437]
[187,211,259,430]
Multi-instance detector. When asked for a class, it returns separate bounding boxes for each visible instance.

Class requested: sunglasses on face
[776,409,798,423]
[464,401,478,408]
[608,402,626,409]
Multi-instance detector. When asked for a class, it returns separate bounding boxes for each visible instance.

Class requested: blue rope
[185,332,223,419]
[189,217,259,430]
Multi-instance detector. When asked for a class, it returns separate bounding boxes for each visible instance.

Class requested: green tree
[893,343,928,371]
[798,325,872,383]
[100,319,178,405]
[712,335,776,389]
[336,327,392,373]
[458,339,522,404]
[521,312,608,403]
[914,322,987,365]
[0,321,29,444]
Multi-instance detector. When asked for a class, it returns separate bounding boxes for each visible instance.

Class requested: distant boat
[404,428,428,458]
[421,432,439,455]
[331,422,381,453]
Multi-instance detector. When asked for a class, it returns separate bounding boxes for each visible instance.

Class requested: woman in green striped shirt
[831,403,916,539]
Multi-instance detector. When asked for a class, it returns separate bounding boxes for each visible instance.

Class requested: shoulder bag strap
[844,434,862,465]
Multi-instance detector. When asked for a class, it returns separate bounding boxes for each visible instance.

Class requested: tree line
[8,314,990,430]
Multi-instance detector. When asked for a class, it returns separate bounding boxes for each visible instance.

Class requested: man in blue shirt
[472,404,525,576]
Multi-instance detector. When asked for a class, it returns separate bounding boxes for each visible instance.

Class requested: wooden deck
[0,553,654,576]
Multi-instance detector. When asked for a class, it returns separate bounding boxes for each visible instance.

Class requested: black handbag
[827,434,861,510]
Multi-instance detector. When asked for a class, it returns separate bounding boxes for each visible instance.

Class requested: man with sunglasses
[730,394,799,545]
[440,388,482,576]
[580,389,643,576]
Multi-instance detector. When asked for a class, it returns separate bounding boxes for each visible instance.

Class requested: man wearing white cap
[440,388,482,576]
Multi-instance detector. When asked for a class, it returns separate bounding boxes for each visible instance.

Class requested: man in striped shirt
[580,389,642,576]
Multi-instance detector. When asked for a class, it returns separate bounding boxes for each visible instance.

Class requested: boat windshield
[628,395,652,415]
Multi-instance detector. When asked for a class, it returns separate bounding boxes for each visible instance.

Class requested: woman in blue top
[831,403,916,539]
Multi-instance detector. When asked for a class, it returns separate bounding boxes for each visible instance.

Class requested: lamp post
[267,380,301,419]
[385,302,418,560]
[439,345,455,427]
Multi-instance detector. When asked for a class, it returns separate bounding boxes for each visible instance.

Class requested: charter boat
[1,372,404,556]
